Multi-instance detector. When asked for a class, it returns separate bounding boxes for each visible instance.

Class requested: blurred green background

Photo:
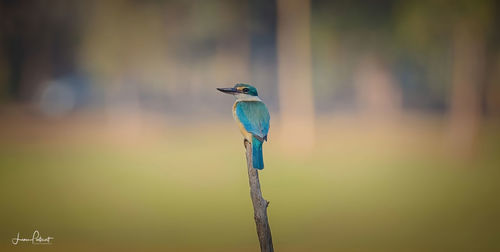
[1,0,500,251]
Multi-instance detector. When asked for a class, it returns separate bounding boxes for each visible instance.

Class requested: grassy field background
[1,113,499,251]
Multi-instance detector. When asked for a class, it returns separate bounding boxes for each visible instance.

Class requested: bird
[217,83,270,170]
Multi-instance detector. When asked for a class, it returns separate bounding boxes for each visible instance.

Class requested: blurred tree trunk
[1,1,55,102]
[448,20,485,156]
[277,0,315,152]
[0,35,7,101]
[353,54,402,120]
[485,53,500,117]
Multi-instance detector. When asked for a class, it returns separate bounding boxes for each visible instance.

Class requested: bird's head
[217,83,259,100]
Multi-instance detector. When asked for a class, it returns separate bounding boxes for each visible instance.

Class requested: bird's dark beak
[217,87,238,94]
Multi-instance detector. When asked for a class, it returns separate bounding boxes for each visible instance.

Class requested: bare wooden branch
[244,139,274,252]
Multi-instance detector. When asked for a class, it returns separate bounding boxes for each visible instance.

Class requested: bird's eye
[242,88,249,93]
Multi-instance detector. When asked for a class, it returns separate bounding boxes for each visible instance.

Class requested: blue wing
[235,101,270,141]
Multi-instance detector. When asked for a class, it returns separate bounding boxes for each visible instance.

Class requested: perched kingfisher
[217,83,270,170]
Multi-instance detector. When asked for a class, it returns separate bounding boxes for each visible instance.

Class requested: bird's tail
[252,136,264,170]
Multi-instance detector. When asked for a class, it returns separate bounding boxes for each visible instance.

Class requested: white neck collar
[235,94,262,102]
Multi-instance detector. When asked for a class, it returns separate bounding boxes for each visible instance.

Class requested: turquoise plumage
[235,101,270,141]
[252,135,264,169]
[235,101,270,169]
[217,83,270,170]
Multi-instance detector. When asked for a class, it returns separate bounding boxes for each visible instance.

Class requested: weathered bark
[244,139,274,252]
